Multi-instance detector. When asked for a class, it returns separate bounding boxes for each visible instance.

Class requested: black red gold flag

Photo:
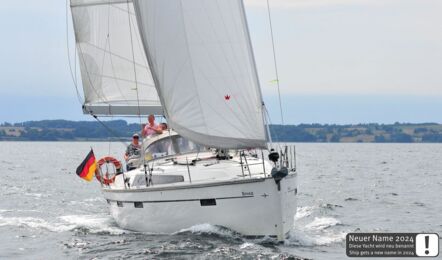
[76,149,97,182]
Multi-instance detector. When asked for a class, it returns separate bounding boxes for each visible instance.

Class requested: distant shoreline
[2,120,442,143]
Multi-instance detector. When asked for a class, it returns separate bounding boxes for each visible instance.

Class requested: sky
[0,0,441,124]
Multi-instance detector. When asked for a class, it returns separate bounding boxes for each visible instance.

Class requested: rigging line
[264,106,282,151]
[126,0,145,166]
[266,0,285,125]
[90,113,129,147]
[105,1,131,106]
[106,0,113,156]
[66,0,83,105]
[126,0,142,123]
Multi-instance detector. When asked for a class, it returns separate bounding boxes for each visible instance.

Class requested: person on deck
[125,133,141,170]
[142,114,163,137]
[159,122,168,131]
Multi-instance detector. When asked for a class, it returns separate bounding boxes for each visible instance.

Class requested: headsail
[133,0,267,149]
[70,0,161,116]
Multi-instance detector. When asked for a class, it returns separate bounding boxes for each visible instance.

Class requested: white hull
[102,174,297,241]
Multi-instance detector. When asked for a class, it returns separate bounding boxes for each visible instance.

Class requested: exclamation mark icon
[424,235,429,255]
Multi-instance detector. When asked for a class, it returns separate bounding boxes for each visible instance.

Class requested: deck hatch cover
[134,202,143,208]
[200,199,216,206]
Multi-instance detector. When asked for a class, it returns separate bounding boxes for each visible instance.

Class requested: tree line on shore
[1,120,442,143]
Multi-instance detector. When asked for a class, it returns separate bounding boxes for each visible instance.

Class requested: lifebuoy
[95,156,122,185]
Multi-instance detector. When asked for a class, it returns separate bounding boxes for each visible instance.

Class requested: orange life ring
[95,156,122,185]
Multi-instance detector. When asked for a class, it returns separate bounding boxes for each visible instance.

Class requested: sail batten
[71,0,161,116]
[133,0,267,149]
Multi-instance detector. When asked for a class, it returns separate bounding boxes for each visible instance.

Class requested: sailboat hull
[102,174,297,241]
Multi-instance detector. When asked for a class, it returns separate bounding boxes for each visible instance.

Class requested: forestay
[70,0,162,115]
[133,0,267,149]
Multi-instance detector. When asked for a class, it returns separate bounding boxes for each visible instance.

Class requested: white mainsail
[133,0,267,149]
[71,0,162,115]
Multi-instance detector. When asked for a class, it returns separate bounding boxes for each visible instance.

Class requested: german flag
[76,149,97,182]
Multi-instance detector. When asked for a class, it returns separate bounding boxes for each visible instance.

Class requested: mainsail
[70,0,162,115]
[133,0,267,149]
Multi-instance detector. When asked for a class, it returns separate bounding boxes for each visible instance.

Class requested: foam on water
[286,213,346,247]
[305,217,341,231]
[239,242,256,249]
[83,197,105,202]
[0,215,74,232]
[0,210,126,235]
[176,223,240,239]
[286,230,346,246]
[59,215,127,235]
[295,206,316,220]
[24,192,49,198]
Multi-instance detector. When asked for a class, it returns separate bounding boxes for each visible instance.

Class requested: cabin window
[134,202,143,208]
[117,201,123,207]
[200,199,216,206]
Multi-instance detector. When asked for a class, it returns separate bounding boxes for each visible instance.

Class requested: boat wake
[0,210,126,235]
[286,229,346,247]
[0,215,73,233]
[59,215,128,235]
[305,217,341,231]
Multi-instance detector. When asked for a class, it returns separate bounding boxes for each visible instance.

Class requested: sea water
[0,142,441,259]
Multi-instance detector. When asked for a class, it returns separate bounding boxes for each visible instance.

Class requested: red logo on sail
[224,95,231,101]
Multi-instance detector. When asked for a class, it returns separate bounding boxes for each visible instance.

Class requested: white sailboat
[70,0,297,241]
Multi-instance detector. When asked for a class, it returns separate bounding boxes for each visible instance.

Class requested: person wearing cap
[124,134,141,170]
